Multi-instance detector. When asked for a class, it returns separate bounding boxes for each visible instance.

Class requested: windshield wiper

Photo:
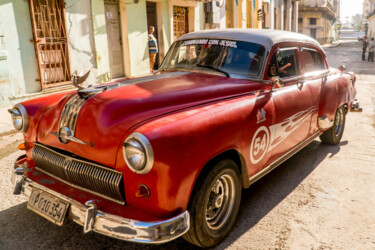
[195,64,230,77]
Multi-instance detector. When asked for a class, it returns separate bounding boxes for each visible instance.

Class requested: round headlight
[123,132,154,174]
[9,104,28,132]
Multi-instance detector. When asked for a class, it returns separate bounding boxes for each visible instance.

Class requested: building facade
[367,0,375,38]
[298,0,339,44]
[0,0,300,106]
[0,0,206,106]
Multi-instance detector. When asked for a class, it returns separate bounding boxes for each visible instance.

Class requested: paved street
[0,40,374,249]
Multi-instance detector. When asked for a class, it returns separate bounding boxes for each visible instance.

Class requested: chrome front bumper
[11,157,190,244]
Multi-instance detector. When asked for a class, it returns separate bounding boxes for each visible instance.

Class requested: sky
[340,0,364,20]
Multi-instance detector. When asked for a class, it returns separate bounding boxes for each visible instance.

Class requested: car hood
[37,71,263,168]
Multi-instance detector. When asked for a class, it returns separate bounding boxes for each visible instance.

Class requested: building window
[298,18,303,24]
[309,18,317,25]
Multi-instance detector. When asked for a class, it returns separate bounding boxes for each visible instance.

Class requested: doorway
[146,2,159,69]
[173,6,189,40]
[310,28,317,39]
[104,0,124,78]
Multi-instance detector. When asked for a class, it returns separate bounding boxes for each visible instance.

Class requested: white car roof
[177,28,322,51]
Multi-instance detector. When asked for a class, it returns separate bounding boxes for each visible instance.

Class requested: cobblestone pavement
[0,40,374,249]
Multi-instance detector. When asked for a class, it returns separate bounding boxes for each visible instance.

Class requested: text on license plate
[27,188,69,226]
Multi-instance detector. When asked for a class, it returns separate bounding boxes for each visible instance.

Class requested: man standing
[148,26,158,72]
[362,36,368,61]
[368,38,375,62]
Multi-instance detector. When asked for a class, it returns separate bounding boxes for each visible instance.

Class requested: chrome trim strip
[32,143,124,204]
[248,131,320,186]
[11,168,190,244]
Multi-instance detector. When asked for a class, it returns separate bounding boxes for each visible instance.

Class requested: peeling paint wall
[125,0,150,77]
[0,0,101,106]
[91,0,111,83]
[65,0,98,86]
[0,0,40,106]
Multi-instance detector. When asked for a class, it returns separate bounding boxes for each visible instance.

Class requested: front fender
[115,95,257,218]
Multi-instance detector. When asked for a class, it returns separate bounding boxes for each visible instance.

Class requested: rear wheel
[320,106,346,145]
[183,159,241,247]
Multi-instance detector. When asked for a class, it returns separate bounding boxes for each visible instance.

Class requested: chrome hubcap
[334,109,344,137]
[205,174,235,230]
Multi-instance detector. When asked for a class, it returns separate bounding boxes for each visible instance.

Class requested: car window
[267,48,299,78]
[160,39,266,77]
[301,48,325,73]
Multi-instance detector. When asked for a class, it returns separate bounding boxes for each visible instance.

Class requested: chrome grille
[58,94,86,133]
[32,143,124,204]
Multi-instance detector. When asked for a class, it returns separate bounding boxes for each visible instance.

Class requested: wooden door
[29,0,71,89]
[173,6,189,40]
[105,1,124,78]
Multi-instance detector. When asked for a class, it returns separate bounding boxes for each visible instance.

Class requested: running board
[248,131,320,186]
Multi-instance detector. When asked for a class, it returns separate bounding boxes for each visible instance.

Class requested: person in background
[148,26,158,72]
[362,36,368,61]
[368,38,375,62]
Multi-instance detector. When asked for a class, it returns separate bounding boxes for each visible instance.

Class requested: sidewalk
[322,41,341,48]
[0,105,15,136]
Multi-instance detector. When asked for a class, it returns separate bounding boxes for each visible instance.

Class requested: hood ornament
[72,70,90,90]
[50,126,88,145]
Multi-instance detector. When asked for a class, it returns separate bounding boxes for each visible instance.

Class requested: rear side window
[267,48,299,78]
[301,48,325,73]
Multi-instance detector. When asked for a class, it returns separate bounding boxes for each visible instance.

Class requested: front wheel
[183,159,242,247]
[320,106,346,145]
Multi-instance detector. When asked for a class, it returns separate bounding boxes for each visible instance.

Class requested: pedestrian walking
[362,36,368,61]
[148,26,158,72]
[368,38,375,62]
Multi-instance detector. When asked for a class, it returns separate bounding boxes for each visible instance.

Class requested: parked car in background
[358,33,365,41]
[9,29,360,247]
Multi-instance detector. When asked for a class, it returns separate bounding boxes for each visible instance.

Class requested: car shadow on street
[216,139,348,249]
[0,140,346,250]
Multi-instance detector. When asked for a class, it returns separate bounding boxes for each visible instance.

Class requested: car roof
[177,28,323,51]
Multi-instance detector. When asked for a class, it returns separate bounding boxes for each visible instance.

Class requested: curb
[322,42,341,48]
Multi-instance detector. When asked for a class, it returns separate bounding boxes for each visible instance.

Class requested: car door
[266,45,314,162]
[299,46,328,134]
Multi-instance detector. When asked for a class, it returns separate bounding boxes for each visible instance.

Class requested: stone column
[279,0,284,30]
[269,0,274,29]
[293,0,299,32]
[286,0,292,31]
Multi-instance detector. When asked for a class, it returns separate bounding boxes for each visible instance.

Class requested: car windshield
[160,39,266,77]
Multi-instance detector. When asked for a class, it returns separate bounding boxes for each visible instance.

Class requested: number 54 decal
[250,126,270,164]
[249,106,317,164]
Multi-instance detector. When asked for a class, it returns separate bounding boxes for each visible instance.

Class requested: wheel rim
[205,173,236,230]
[334,108,344,137]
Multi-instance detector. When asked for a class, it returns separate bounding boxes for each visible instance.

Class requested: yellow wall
[246,0,253,28]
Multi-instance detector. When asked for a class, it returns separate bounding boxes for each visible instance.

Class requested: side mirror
[338,65,346,73]
[271,77,283,92]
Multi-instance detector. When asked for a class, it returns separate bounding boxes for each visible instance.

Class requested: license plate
[27,188,69,226]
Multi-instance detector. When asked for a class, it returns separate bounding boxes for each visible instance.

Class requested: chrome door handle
[297,81,304,90]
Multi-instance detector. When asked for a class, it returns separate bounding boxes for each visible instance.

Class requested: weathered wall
[0,0,40,106]
[65,0,98,86]
[0,0,100,106]
[125,0,150,76]
[91,0,111,82]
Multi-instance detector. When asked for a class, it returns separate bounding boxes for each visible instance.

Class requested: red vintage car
[10,29,360,247]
